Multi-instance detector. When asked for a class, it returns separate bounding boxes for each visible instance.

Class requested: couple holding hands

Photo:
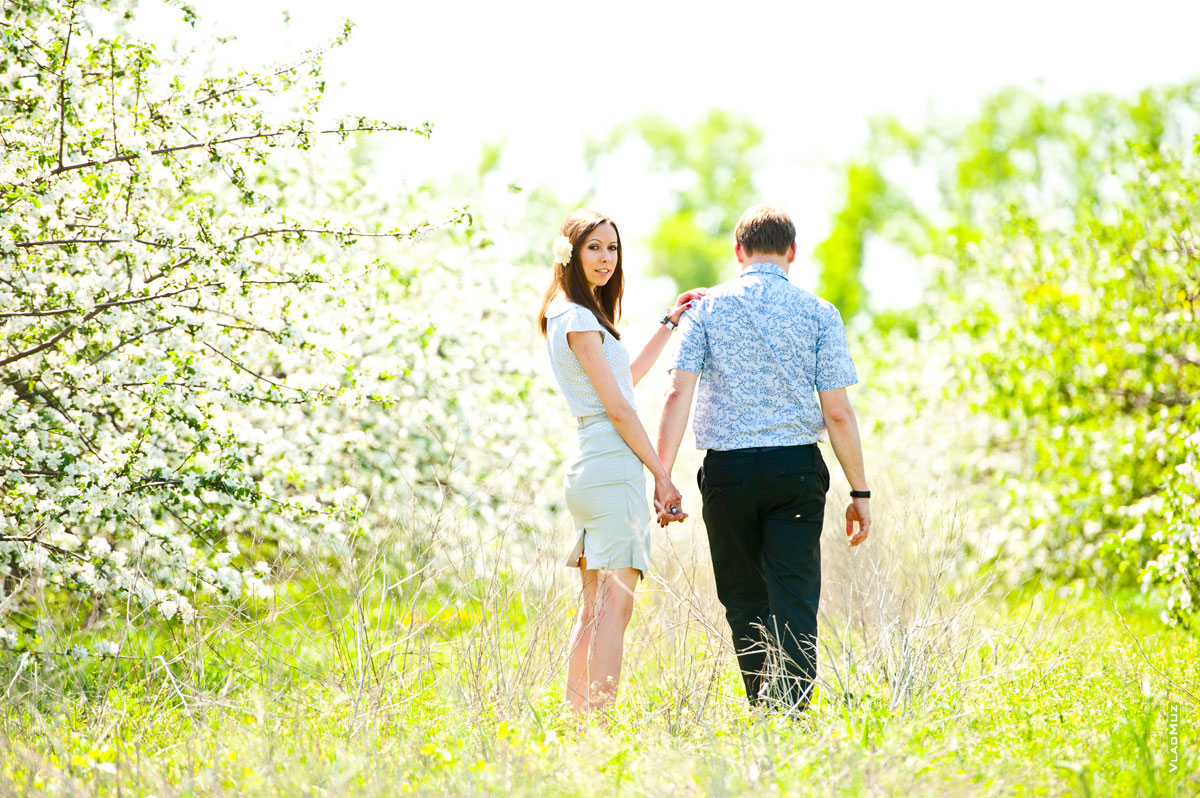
[537,205,872,715]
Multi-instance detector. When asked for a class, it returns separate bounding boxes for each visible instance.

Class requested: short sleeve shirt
[545,300,636,437]
[669,262,858,450]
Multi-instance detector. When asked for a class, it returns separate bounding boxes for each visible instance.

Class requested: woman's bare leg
[565,556,640,711]
[586,566,639,708]
[565,559,598,711]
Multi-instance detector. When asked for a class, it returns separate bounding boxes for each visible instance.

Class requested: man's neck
[739,255,791,274]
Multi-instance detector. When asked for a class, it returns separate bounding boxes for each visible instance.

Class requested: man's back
[670,261,858,451]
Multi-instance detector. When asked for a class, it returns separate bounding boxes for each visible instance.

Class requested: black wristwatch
[849,489,871,499]
[659,312,678,331]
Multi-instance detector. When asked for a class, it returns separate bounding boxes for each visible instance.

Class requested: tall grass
[1,468,1195,797]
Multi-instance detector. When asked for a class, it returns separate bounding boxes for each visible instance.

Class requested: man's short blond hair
[735,205,796,256]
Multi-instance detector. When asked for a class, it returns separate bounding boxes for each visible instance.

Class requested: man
[654,204,871,712]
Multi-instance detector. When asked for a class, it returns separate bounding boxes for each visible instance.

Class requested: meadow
[2,517,1195,796]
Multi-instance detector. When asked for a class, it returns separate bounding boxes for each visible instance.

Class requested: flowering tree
[0,0,564,641]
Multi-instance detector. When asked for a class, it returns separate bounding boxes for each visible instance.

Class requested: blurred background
[139,0,1200,305]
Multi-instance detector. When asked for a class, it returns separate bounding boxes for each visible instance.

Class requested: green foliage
[813,161,887,319]
[825,83,1200,622]
[1141,427,1200,625]
[643,209,730,294]
[590,110,763,289]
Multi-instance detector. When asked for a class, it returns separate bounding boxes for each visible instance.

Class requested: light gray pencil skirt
[563,414,652,578]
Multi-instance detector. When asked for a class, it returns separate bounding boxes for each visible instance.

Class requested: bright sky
[142,0,1200,304]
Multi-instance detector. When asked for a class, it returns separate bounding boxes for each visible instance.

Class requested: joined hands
[653,474,687,528]
[652,286,706,528]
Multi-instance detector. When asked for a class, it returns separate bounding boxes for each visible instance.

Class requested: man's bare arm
[818,386,871,546]
[656,369,699,475]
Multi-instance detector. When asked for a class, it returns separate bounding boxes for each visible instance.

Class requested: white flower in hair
[552,235,573,267]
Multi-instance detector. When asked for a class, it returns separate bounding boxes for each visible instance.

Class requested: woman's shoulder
[545,300,603,329]
[544,298,581,320]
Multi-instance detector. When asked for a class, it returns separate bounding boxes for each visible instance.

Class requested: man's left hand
[845,498,871,546]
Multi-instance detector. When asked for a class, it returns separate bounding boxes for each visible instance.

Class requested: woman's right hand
[667,287,707,326]
[653,474,687,527]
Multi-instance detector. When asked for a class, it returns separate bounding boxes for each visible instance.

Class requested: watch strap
[849,489,871,499]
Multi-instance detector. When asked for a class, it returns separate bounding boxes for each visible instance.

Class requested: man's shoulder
[797,289,842,318]
[766,282,844,322]
[693,275,765,310]
[700,277,842,316]
[681,279,737,316]
[706,276,747,298]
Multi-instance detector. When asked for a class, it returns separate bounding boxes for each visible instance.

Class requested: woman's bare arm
[629,323,674,386]
[629,289,706,386]
[570,330,667,478]
[569,330,685,522]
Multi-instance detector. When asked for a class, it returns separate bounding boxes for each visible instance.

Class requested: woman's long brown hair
[537,210,624,340]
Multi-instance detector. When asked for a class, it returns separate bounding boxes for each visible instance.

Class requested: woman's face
[578,223,619,289]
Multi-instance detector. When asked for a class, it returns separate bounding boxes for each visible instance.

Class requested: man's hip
[699,443,829,498]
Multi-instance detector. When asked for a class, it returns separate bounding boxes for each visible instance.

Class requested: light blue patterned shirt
[669,262,858,451]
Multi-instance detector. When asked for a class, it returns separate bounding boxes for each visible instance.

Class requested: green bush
[821,84,1200,624]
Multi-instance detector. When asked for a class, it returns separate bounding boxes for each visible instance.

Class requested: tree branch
[1101,387,1198,410]
[56,3,77,172]
[15,237,120,248]
[46,124,424,178]
[236,226,431,243]
[14,236,185,250]
[202,342,295,390]
[88,325,173,365]
[0,307,101,368]
[13,216,455,255]
[194,56,312,106]
[0,535,85,562]
[0,306,76,319]
[0,283,217,368]
[2,270,329,327]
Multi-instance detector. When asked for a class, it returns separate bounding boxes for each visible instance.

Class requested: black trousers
[699,443,829,709]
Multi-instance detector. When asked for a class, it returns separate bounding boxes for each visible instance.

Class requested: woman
[538,209,702,712]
